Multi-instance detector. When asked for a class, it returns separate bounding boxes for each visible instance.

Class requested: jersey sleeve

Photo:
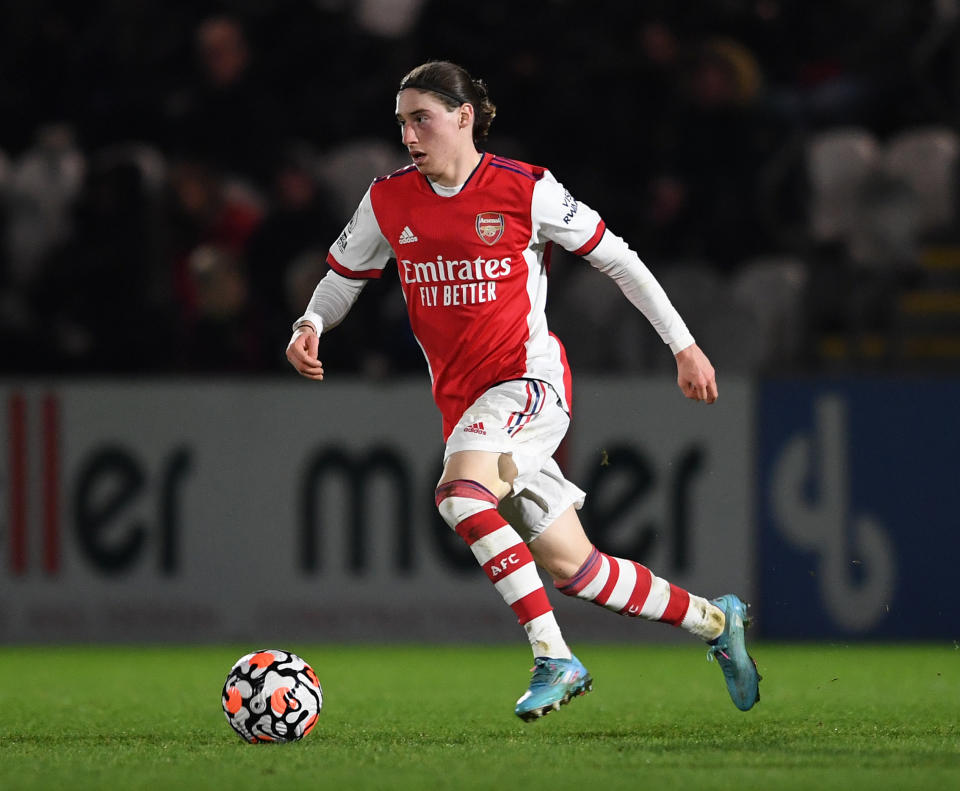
[530,170,607,257]
[585,230,695,354]
[292,185,391,334]
[326,185,394,279]
[292,269,367,335]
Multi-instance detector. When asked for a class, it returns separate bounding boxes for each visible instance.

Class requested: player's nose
[401,124,418,146]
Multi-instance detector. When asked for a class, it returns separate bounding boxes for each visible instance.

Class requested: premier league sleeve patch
[476,212,505,245]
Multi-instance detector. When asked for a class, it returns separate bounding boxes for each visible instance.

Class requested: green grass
[0,643,957,790]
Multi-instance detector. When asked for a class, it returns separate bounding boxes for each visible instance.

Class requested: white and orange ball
[222,649,323,743]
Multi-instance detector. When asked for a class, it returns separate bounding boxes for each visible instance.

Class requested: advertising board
[0,378,754,644]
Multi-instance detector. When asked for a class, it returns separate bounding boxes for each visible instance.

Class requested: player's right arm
[286,186,393,380]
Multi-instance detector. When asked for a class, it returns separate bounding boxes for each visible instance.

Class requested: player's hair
[398,61,497,145]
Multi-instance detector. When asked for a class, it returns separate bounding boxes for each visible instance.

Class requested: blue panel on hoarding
[758,378,960,639]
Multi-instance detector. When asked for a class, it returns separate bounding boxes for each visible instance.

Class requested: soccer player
[286,60,760,719]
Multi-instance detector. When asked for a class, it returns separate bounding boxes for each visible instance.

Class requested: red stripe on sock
[452,508,507,545]
[482,544,530,582]
[509,588,553,625]
[620,562,653,616]
[659,584,691,626]
[594,555,620,606]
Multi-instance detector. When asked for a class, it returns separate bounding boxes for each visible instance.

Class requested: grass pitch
[0,643,957,790]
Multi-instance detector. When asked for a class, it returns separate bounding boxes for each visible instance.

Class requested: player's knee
[435,479,499,529]
[540,555,587,585]
[435,490,463,528]
[532,539,597,586]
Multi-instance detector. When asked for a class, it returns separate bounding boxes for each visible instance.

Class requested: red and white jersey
[326,153,605,439]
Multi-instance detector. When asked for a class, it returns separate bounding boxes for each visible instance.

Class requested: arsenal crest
[476,212,504,246]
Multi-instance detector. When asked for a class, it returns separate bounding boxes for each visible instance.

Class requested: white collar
[429,179,465,197]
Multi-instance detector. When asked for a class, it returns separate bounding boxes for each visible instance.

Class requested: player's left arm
[532,172,717,404]
[674,342,718,404]
[584,229,719,403]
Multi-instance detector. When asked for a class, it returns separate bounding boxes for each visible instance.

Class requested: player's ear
[458,103,474,129]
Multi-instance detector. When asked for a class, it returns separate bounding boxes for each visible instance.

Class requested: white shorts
[444,379,586,542]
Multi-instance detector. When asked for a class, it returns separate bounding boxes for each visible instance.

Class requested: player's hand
[675,343,717,404]
[286,324,325,380]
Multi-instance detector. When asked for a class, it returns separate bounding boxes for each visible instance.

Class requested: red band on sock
[619,562,653,615]
[510,588,553,625]
[452,508,507,545]
[482,544,530,582]
[595,556,621,606]
[659,584,691,626]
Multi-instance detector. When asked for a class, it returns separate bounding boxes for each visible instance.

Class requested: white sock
[523,612,572,659]
[681,595,726,641]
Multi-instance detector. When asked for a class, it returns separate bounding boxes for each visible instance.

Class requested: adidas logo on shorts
[464,421,486,435]
[399,225,418,244]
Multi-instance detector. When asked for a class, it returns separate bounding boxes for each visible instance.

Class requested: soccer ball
[222,648,323,743]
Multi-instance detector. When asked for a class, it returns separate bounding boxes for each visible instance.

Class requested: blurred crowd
[1,0,958,376]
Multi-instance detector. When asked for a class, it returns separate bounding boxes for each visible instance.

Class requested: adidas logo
[464,421,486,435]
[399,226,418,245]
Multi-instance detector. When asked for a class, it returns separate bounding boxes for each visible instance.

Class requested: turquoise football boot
[708,594,761,711]
[514,655,593,721]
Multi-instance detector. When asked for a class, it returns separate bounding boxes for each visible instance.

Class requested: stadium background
[0,0,958,645]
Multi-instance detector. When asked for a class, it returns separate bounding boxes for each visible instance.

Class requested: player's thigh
[528,505,594,581]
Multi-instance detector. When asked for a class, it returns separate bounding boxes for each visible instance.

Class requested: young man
[287,61,760,720]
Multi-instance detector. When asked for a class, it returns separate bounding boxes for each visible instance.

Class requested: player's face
[396,89,470,183]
